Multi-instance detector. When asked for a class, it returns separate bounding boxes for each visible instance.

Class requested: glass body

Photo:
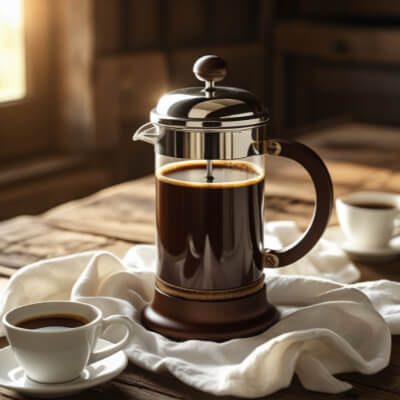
[155,154,266,291]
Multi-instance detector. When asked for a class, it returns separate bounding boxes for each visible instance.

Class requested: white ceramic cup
[2,301,133,384]
[336,191,400,249]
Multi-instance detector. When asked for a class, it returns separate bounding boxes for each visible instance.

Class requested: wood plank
[54,0,95,152]
[126,0,160,50]
[117,364,238,400]
[298,0,400,18]
[273,52,285,134]
[0,167,112,220]
[300,123,400,171]
[94,0,123,54]
[0,217,50,248]
[356,260,400,282]
[85,380,182,400]
[211,0,255,43]
[45,217,155,245]
[277,20,400,65]
[0,217,119,269]
[257,0,273,105]
[388,337,400,368]
[0,155,86,188]
[3,230,110,260]
[0,229,114,269]
[94,58,120,150]
[0,387,19,400]
[43,176,154,216]
[117,362,400,400]
[166,0,207,47]
[43,178,156,242]
[340,361,400,394]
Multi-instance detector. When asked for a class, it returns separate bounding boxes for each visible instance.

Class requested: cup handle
[261,139,334,267]
[392,214,400,237]
[89,315,133,364]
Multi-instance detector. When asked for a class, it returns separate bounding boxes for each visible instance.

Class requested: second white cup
[336,191,400,249]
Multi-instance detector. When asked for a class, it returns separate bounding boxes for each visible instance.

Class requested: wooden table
[1,122,400,399]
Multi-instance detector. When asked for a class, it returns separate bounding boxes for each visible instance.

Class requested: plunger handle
[193,55,227,89]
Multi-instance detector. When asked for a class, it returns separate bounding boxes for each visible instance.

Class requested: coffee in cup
[336,191,400,249]
[3,301,133,383]
[16,313,89,330]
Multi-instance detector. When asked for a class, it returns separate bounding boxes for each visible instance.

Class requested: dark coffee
[347,201,395,210]
[16,313,89,330]
[156,160,264,291]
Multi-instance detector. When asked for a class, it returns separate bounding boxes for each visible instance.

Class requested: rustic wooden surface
[1,122,400,399]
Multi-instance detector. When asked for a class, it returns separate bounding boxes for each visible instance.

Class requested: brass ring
[156,275,265,301]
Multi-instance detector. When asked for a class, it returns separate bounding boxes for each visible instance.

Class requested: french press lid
[134,55,270,159]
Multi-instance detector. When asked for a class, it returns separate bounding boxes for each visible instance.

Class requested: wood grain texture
[1,123,400,399]
[0,167,112,221]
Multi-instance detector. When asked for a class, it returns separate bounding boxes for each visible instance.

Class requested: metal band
[156,275,265,301]
[154,125,269,159]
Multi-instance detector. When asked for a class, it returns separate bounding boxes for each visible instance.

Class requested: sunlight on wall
[0,0,25,102]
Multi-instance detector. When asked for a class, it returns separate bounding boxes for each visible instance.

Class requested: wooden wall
[274,0,400,135]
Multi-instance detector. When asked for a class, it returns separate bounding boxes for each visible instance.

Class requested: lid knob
[193,55,227,88]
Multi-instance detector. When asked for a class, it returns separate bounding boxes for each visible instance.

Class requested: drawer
[276,21,400,64]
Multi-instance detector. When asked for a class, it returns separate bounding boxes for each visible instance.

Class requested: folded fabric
[264,221,360,283]
[0,238,398,397]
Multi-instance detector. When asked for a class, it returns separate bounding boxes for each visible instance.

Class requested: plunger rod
[206,160,214,182]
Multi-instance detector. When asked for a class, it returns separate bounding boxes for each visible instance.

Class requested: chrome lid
[150,55,269,130]
[133,55,270,160]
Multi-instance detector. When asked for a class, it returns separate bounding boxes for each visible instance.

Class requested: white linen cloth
[0,222,398,398]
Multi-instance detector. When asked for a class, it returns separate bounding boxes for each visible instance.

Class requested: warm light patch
[0,0,26,102]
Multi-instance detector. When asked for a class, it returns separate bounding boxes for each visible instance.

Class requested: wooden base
[141,284,279,341]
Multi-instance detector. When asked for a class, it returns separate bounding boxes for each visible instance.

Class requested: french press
[133,55,333,341]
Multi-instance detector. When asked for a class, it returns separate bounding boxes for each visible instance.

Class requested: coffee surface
[346,201,395,210]
[158,160,262,185]
[156,160,265,291]
[17,313,89,331]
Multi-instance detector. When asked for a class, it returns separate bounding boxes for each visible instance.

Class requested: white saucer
[324,226,400,263]
[0,338,128,398]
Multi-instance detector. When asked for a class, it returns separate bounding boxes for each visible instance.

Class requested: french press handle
[260,139,334,267]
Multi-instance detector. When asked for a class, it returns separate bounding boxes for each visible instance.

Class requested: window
[0,0,53,161]
[0,0,26,102]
